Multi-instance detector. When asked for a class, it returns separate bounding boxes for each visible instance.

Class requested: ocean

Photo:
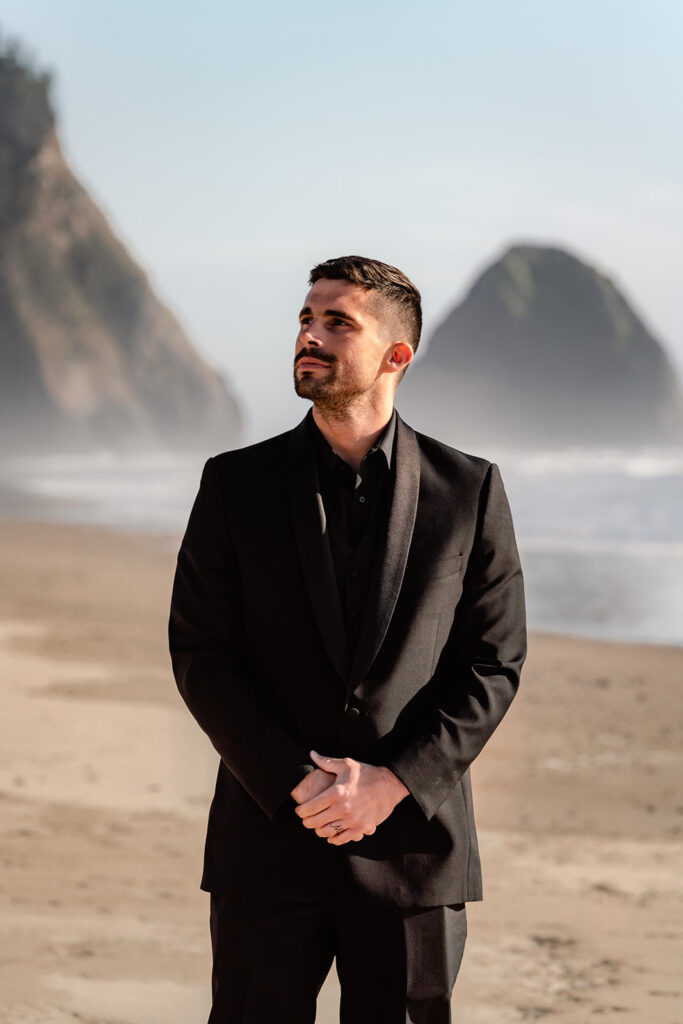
[1,443,681,647]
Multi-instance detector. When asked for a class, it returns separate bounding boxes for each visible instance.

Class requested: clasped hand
[290,750,409,846]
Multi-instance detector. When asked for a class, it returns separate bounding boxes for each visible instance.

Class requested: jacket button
[344,704,362,721]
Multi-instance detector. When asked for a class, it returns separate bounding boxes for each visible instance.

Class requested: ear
[387,342,414,372]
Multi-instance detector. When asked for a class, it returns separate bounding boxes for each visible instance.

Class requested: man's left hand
[294,751,409,845]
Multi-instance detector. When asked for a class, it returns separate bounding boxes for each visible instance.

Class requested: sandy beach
[0,518,681,1023]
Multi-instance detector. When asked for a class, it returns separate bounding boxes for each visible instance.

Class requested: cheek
[366,348,385,375]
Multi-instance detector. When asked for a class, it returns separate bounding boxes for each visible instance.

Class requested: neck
[312,397,394,473]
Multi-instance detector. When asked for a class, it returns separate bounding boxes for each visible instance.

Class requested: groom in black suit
[168,255,527,1023]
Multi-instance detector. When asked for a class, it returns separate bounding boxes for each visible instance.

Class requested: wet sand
[0,519,681,1023]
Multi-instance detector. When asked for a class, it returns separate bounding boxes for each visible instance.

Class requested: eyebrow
[298,306,359,324]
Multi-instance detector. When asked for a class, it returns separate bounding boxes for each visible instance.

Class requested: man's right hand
[290,767,336,805]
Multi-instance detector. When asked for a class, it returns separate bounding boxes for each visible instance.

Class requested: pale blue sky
[2,1,682,438]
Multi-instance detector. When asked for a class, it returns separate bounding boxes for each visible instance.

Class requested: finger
[363,825,377,836]
[295,778,347,818]
[310,750,345,772]
[301,807,348,830]
[327,829,364,846]
[314,820,347,838]
[294,791,336,819]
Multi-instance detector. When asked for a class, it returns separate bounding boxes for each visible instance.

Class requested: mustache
[295,349,337,366]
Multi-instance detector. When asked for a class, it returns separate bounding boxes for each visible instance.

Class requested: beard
[293,354,373,416]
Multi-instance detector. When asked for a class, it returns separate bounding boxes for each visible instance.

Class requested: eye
[299,316,312,328]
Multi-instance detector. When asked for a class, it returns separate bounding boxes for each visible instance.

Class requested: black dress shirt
[309,410,397,654]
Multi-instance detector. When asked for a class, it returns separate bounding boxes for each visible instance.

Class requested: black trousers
[207,878,467,1024]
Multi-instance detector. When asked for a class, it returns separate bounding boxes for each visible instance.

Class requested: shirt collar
[308,408,397,477]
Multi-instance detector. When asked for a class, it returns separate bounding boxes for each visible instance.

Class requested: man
[168,255,526,1023]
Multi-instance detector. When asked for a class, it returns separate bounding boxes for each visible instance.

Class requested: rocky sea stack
[399,243,683,449]
[0,37,242,455]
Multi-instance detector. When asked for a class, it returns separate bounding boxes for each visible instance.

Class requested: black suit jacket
[168,409,526,907]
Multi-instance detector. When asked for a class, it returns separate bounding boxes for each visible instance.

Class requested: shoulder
[399,413,494,490]
[401,420,513,531]
[208,423,299,477]
[415,428,491,474]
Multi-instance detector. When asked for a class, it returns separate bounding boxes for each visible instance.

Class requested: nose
[299,321,322,347]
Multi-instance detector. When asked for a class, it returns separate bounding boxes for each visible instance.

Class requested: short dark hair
[308,255,422,360]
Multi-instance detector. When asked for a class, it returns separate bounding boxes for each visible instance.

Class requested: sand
[0,518,680,1023]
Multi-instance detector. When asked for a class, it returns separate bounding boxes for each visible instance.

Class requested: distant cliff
[0,37,242,454]
[399,244,683,449]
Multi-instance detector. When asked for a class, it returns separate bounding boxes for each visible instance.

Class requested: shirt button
[344,704,362,721]
[349,568,360,579]
[358,495,366,503]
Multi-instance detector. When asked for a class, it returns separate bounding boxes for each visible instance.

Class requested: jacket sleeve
[168,456,314,819]
[384,462,527,820]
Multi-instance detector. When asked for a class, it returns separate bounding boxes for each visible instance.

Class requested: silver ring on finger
[330,822,344,834]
